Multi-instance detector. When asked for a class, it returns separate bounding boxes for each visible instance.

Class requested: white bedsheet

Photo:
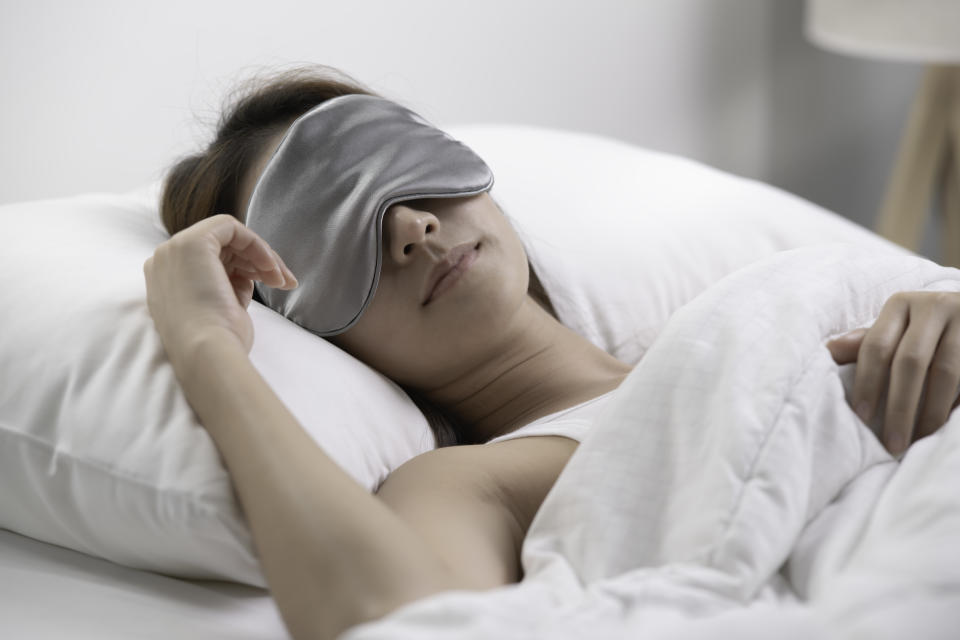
[344,245,960,639]
[0,527,288,639]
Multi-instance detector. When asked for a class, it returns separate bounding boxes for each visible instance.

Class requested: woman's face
[238,128,532,391]
[331,193,531,389]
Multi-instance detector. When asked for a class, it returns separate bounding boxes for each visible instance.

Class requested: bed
[2,124,956,638]
[0,527,285,639]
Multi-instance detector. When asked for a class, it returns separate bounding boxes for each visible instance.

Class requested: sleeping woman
[144,66,960,640]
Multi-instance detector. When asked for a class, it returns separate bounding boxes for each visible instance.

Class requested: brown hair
[161,65,557,446]
[160,66,374,235]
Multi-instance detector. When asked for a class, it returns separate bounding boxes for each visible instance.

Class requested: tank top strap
[484,390,616,445]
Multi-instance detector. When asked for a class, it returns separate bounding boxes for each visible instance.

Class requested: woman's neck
[421,298,632,443]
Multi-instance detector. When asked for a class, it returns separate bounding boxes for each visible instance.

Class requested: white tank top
[484,390,616,445]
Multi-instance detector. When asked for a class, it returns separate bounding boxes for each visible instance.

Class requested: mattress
[0,527,288,639]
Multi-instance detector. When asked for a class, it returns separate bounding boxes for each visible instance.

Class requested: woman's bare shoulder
[381,436,576,501]
[374,436,576,588]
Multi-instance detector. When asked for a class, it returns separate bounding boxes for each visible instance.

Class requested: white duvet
[344,245,960,640]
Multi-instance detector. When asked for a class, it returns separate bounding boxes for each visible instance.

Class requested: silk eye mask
[245,94,494,337]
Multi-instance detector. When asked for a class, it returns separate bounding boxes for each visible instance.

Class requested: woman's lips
[422,242,480,305]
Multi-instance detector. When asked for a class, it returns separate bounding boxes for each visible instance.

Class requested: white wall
[765,1,921,233]
[0,0,922,246]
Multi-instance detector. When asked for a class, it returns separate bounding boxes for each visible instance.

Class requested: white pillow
[0,185,434,587]
[452,124,907,366]
[0,124,904,589]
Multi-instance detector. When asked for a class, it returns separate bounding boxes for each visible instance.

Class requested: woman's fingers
[880,307,946,453]
[229,273,257,309]
[224,251,281,279]
[271,248,298,289]
[915,321,960,439]
[832,291,960,455]
[202,214,297,289]
[852,294,909,425]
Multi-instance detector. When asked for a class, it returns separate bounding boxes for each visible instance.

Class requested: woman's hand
[143,214,297,371]
[827,291,960,455]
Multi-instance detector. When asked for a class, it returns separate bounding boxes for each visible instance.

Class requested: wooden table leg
[943,98,960,267]
[876,65,955,255]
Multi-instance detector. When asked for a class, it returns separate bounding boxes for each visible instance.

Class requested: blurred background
[0,0,926,251]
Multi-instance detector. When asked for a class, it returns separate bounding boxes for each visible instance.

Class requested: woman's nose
[384,203,440,264]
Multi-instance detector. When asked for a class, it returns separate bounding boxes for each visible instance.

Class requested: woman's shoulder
[372,441,532,588]
[379,436,576,539]
[375,436,576,588]
[385,436,577,492]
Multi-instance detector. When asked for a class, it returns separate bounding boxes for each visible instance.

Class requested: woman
[145,66,960,640]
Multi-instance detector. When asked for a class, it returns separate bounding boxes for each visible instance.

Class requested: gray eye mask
[244,94,494,337]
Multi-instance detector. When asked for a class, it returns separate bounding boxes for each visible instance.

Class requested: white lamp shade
[806,0,960,63]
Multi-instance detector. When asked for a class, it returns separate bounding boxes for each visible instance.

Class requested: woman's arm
[144,216,458,640]
[184,333,457,638]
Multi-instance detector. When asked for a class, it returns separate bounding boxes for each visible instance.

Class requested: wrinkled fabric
[344,245,960,640]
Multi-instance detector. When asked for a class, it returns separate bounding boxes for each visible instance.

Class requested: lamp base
[876,65,960,267]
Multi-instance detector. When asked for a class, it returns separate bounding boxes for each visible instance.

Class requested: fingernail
[855,401,871,422]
